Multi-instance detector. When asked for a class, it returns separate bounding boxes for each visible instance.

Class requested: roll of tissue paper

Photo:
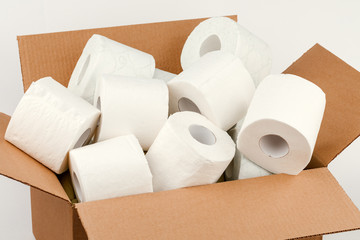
[94,75,168,150]
[69,135,153,202]
[237,74,326,175]
[68,34,155,103]
[146,111,235,192]
[225,121,271,180]
[168,51,255,131]
[181,17,272,86]
[5,77,100,174]
[153,68,177,82]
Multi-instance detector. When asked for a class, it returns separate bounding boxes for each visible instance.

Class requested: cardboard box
[0,16,360,239]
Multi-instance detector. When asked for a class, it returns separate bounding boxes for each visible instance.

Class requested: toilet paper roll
[69,135,153,202]
[68,34,156,103]
[168,51,255,131]
[237,74,326,175]
[181,17,272,86]
[5,77,100,174]
[153,68,177,82]
[94,74,168,150]
[146,111,235,192]
[225,121,271,180]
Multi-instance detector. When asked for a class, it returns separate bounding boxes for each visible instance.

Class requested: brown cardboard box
[0,16,360,240]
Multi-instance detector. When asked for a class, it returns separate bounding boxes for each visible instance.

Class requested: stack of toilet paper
[4,16,326,203]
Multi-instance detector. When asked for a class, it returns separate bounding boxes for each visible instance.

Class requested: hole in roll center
[74,128,91,149]
[259,134,289,158]
[189,124,216,145]
[178,97,201,114]
[199,34,221,57]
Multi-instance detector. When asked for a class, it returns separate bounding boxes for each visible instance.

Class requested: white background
[0,0,360,239]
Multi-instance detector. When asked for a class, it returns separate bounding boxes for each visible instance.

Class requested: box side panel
[73,208,87,240]
[284,44,360,167]
[17,16,237,91]
[76,168,360,240]
[31,187,73,240]
[0,113,69,200]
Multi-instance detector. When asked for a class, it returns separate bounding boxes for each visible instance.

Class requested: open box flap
[17,15,236,91]
[76,168,360,240]
[0,113,69,201]
[284,44,360,168]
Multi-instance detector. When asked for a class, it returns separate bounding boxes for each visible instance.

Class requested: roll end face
[180,16,239,70]
[237,120,313,176]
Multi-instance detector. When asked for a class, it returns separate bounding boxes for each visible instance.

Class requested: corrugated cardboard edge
[284,44,360,168]
[75,168,360,240]
[31,187,87,240]
[299,236,322,240]
[72,204,87,240]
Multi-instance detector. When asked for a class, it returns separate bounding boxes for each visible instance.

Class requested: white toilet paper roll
[69,135,153,202]
[181,17,272,86]
[146,111,235,192]
[237,74,326,175]
[153,68,177,83]
[168,51,255,131]
[94,75,168,150]
[5,77,100,174]
[68,34,156,103]
[225,121,271,180]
